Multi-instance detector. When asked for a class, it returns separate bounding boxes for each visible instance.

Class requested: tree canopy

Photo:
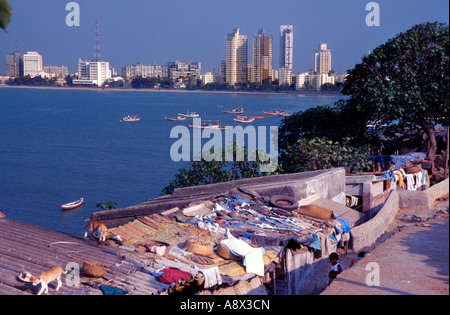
[342,22,449,168]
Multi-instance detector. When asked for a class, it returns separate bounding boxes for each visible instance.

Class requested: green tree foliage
[282,137,372,174]
[96,201,118,211]
[162,143,276,195]
[342,22,449,169]
[6,75,59,87]
[0,0,11,31]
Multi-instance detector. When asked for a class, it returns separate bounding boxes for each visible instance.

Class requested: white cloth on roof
[220,237,265,276]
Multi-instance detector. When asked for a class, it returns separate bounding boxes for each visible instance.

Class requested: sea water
[0,87,343,235]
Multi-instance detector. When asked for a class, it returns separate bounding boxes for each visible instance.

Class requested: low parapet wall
[351,178,449,252]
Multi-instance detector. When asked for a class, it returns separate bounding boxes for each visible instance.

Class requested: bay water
[0,87,343,235]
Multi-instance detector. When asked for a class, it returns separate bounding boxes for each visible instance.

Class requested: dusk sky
[0,0,449,75]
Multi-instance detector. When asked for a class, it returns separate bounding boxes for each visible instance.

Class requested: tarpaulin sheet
[372,152,426,170]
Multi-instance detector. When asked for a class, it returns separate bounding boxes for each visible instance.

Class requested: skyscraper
[314,43,332,74]
[226,28,248,85]
[251,29,273,85]
[279,25,293,85]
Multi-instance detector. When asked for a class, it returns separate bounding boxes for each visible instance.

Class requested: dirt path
[321,198,449,295]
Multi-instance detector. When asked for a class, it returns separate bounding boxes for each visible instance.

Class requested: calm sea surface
[0,87,344,235]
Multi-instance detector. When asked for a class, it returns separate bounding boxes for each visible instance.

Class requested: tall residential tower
[279,25,293,85]
[314,43,332,74]
[251,29,273,85]
[226,28,248,86]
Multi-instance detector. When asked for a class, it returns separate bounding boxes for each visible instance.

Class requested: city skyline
[0,0,449,75]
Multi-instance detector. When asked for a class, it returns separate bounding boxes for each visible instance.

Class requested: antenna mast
[95,20,101,61]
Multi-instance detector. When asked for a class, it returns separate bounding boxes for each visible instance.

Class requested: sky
[0,0,449,75]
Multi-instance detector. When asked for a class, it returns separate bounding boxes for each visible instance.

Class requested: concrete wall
[92,168,346,228]
[351,178,449,252]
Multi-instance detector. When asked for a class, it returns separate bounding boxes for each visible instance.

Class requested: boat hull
[165,116,187,121]
[61,198,84,210]
[221,108,244,114]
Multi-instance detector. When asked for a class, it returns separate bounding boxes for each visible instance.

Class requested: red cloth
[157,268,192,285]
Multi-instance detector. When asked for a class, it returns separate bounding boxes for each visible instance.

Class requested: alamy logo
[65,2,80,27]
[365,262,380,287]
[365,2,380,27]
[169,119,279,172]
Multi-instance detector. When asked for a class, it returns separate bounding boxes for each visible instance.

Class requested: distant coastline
[0,84,343,97]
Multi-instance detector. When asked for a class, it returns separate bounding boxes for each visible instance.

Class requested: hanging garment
[196,266,222,289]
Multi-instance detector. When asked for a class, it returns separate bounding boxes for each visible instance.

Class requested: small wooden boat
[251,116,265,120]
[221,107,243,114]
[263,110,292,117]
[61,198,84,210]
[165,115,187,121]
[121,114,140,122]
[178,111,200,118]
[234,115,255,123]
[263,109,285,116]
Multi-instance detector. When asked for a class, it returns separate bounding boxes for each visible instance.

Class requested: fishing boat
[251,116,265,120]
[234,115,255,123]
[221,107,244,114]
[61,198,84,210]
[263,109,285,116]
[165,115,187,121]
[178,111,200,118]
[189,120,220,129]
[121,114,140,122]
[278,112,292,117]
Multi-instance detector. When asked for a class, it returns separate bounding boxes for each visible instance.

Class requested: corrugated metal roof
[0,219,183,295]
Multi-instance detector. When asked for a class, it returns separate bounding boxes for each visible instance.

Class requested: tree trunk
[424,126,437,172]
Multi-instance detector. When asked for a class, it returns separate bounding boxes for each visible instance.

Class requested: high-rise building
[279,25,293,70]
[74,59,111,86]
[251,29,273,85]
[5,52,22,77]
[23,51,43,77]
[314,43,332,74]
[226,28,248,85]
[279,25,293,85]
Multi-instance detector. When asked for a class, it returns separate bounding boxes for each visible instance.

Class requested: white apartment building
[74,59,112,86]
[279,67,292,86]
[201,72,224,85]
[23,51,43,77]
[226,28,248,85]
[296,72,335,91]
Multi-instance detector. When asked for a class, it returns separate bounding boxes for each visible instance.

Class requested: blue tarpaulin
[372,152,426,170]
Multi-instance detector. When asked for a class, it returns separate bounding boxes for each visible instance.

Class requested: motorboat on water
[221,107,244,114]
[263,110,292,117]
[233,115,255,123]
[165,115,187,121]
[61,198,84,210]
[121,114,140,122]
[178,111,200,118]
